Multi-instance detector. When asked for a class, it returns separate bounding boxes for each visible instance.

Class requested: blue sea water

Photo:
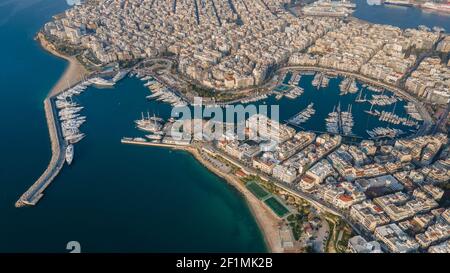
[0,0,265,253]
[0,0,448,252]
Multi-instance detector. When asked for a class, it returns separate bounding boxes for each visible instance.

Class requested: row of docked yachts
[288,103,316,126]
[56,82,90,165]
[57,71,129,166]
[369,94,398,106]
[140,76,188,107]
[312,73,330,89]
[325,103,354,136]
[366,127,405,139]
[339,77,358,95]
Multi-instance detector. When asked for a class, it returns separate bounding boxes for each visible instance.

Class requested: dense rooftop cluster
[44,0,339,90]
[405,57,450,105]
[207,115,449,253]
[44,0,449,104]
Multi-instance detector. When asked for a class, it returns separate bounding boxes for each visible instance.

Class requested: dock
[15,98,66,207]
[120,138,188,149]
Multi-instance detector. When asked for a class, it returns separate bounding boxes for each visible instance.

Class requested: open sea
[0,0,448,252]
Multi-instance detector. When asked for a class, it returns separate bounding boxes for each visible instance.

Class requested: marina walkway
[15,98,66,207]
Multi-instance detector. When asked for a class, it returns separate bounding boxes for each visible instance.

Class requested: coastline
[31,14,436,251]
[32,32,284,252]
[36,32,88,97]
[184,146,284,253]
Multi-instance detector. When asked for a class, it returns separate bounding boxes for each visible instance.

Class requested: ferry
[65,144,74,165]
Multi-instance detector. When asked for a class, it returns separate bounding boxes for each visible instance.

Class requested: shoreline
[34,34,285,253]
[184,146,284,253]
[33,21,433,251]
[120,138,286,252]
[36,32,88,97]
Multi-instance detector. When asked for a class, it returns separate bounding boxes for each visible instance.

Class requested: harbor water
[0,0,265,252]
[0,0,448,252]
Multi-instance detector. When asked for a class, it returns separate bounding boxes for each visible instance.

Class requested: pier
[120,138,188,149]
[15,98,66,207]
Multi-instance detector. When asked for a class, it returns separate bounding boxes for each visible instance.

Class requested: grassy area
[334,222,353,253]
[324,218,336,253]
[246,182,270,200]
[264,197,290,218]
[190,84,216,97]
[323,215,353,253]
[287,213,305,241]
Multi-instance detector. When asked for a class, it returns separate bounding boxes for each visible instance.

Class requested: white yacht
[65,144,74,165]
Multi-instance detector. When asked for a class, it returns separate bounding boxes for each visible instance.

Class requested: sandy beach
[36,32,88,97]
[186,146,284,253]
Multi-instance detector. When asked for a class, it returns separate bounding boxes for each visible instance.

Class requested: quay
[15,97,66,207]
[120,138,188,149]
